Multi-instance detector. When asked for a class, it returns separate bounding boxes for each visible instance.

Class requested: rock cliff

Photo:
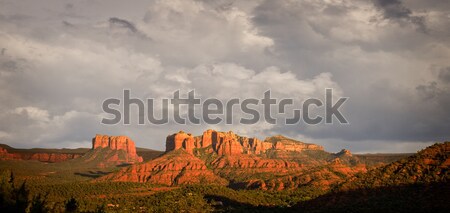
[165,131,195,154]
[91,134,143,164]
[265,135,324,152]
[165,130,323,155]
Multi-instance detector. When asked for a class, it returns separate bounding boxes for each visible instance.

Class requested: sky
[0,0,449,153]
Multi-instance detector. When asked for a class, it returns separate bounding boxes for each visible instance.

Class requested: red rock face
[273,140,323,152]
[165,130,324,156]
[211,155,301,170]
[27,153,82,162]
[266,135,324,151]
[93,135,110,149]
[92,134,143,163]
[0,147,16,160]
[201,129,214,148]
[165,131,195,154]
[249,138,272,154]
[98,149,228,186]
[213,131,243,156]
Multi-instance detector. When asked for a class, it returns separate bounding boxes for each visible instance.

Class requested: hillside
[98,149,228,185]
[294,142,450,213]
[339,142,450,189]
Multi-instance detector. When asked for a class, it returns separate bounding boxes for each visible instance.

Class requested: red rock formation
[336,149,352,157]
[0,147,83,163]
[93,135,110,148]
[165,130,326,157]
[249,138,272,154]
[211,155,300,170]
[27,153,82,162]
[267,135,324,152]
[98,149,228,186]
[165,131,195,154]
[201,129,214,148]
[98,129,373,191]
[0,147,15,160]
[213,131,243,156]
[92,134,143,163]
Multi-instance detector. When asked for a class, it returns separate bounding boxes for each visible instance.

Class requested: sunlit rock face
[92,134,143,163]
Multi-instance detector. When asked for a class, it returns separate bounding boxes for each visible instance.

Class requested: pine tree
[65,197,78,213]
[29,194,49,213]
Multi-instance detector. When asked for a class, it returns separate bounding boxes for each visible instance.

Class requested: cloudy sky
[0,0,449,153]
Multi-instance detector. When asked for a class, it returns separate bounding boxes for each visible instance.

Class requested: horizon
[0,129,439,154]
[1,0,449,153]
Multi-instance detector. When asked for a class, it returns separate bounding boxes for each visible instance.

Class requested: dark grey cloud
[372,0,426,32]
[107,17,153,41]
[62,20,74,27]
[109,17,138,33]
[250,0,450,146]
[438,67,450,83]
[374,0,412,19]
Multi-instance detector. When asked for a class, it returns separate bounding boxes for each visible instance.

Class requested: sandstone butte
[90,134,143,164]
[99,129,367,190]
[165,129,324,155]
[0,147,83,163]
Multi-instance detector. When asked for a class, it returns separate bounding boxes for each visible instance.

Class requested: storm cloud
[0,0,449,153]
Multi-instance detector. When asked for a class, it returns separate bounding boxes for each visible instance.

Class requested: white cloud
[13,106,50,123]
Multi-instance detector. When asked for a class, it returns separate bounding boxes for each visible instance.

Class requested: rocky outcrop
[248,138,273,154]
[266,135,324,152]
[0,147,15,160]
[24,153,82,162]
[212,131,243,156]
[211,155,301,170]
[335,149,352,157]
[165,131,195,154]
[201,129,214,148]
[92,134,143,163]
[98,149,228,186]
[165,130,323,156]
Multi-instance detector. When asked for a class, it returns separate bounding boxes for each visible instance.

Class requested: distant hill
[294,142,450,213]
[340,142,450,189]
[0,143,87,163]
[136,147,164,161]
[0,143,89,154]
[0,142,162,163]
[354,153,413,167]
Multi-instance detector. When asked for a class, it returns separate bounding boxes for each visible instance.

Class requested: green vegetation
[0,168,326,212]
[297,182,450,213]
[1,142,448,212]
